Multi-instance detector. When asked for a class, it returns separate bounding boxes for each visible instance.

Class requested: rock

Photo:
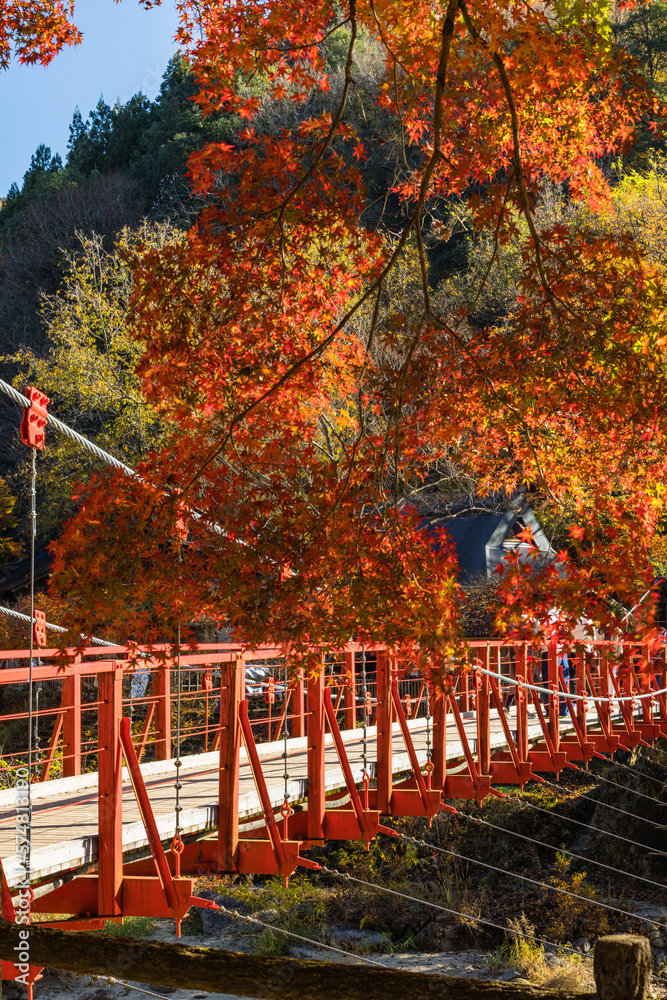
[619,920,633,933]
[195,890,253,935]
[413,921,476,954]
[388,915,407,939]
[257,908,279,925]
[329,926,389,950]
[654,950,667,970]
[147,988,177,996]
[573,937,591,954]
[491,969,520,982]
[651,936,665,950]
[192,994,208,998]
[594,934,652,1000]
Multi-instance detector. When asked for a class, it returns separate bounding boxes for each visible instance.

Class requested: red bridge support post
[476,649,491,777]
[376,651,393,815]
[343,650,356,731]
[307,657,325,841]
[432,679,447,792]
[61,672,81,777]
[516,645,529,762]
[98,662,123,917]
[292,667,305,738]
[548,641,560,752]
[218,655,242,871]
[153,658,172,761]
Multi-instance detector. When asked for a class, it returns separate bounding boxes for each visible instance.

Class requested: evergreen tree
[67,97,113,175]
[67,107,86,153]
[105,93,151,173]
[138,55,236,204]
[615,1,667,93]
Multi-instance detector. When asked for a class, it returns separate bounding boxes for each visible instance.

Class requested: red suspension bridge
[1,382,667,995]
[1,640,666,946]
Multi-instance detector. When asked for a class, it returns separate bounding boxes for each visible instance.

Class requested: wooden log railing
[0,920,592,1000]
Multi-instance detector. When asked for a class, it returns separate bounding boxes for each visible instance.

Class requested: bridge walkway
[0,705,602,889]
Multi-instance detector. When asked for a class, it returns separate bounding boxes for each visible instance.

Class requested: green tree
[615,1,667,92]
[138,55,237,206]
[9,224,175,542]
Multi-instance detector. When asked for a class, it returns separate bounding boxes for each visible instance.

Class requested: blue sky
[0,0,180,196]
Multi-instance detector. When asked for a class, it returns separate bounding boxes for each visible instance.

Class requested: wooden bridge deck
[0,707,604,889]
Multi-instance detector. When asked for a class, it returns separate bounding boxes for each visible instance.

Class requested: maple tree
[13,0,667,662]
[0,1,80,68]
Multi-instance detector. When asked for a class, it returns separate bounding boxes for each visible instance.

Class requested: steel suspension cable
[588,769,667,807]
[639,746,667,772]
[214,903,386,966]
[515,796,656,853]
[612,757,667,792]
[458,812,667,894]
[393,826,667,989]
[0,377,230,540]
[318,864,590,963]
[0,604,117,647]
[395,834,665,930]
[536,776,667,831]
[478,664,667,703]
[0,377,136,477]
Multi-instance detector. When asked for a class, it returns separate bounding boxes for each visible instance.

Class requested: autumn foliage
[0,0,80,68]
[13,0,667,658]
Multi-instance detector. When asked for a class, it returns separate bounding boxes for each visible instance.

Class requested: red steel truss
[0,638,666,993]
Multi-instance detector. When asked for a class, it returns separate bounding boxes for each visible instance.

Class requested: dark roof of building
[0,551,52,597]
[410,493,555,583]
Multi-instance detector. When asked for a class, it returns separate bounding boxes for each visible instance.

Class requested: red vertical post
[460,668,470,712]
[218,655,242,872]
[98,662,123,917]
[576,649,587,738]
[598,651,612,737]
[153,658,172,761]
[657,646,667,723]
[476,653,490,776]
[292,667,305,738]
[61,671,81,777]
[376,651,393,814]
[515,645,529,762]
[307,657,325,840]
[621,646,634,730]
[432,683,447,792]
[343,650,356,731]
[640,644,653,725]
[548,641,560,750]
